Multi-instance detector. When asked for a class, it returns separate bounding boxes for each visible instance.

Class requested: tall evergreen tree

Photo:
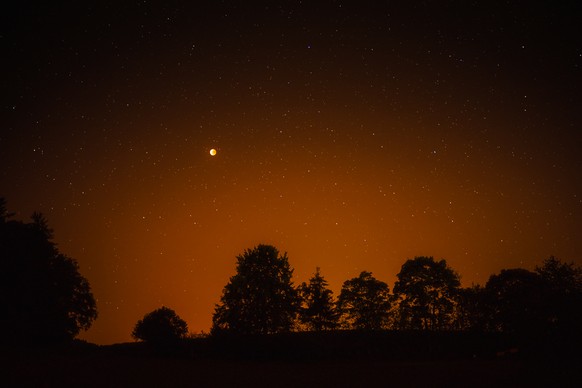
[0,197,15,222]
[298,267,339,331]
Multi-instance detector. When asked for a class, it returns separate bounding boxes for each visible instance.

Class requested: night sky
[3,2,581,344]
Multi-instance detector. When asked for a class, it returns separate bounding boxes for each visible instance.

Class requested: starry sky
[2,1,581,344]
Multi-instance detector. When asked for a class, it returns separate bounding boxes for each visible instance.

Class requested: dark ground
[2,332,581,387]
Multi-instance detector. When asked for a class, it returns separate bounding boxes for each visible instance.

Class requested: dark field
[2,332,580,388]
[0,354,543,388]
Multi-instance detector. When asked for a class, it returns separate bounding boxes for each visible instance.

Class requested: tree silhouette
[0,200,97,344]
[485,268,545,334]
[212,244,299,335]
[337,271,392,330]
[536,256,582,294]
[0,197,15,222]
[455,284,489,331]
[298,267,339,331]
[132,306,188,344]
[393,256,460,330]
[535,256,582,335]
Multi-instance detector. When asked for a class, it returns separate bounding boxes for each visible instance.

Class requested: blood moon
[209,148,217,156]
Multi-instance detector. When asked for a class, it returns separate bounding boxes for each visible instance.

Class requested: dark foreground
[2,332,580,387]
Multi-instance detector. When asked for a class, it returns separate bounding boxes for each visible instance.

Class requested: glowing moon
[209,148,217,156]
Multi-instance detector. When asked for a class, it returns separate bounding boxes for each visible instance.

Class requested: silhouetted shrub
[132,306,188,344]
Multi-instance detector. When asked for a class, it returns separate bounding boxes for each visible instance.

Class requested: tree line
[136,244,581,345]
[207,244,582,336]
[1,198,581,347]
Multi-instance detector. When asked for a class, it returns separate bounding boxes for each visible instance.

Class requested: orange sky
[3,2,581,344]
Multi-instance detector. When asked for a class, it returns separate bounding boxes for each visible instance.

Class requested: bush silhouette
[132,306,188,344]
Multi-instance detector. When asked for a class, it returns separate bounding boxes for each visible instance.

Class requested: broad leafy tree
[393,256,460,330]
[298,267,339,331]
[0,200,97,343]
[455,284,489,331]
[535,256,582,346]
[212,244,299,335]
[132,306,188,344]
[535,256,582,335]
[337,271,392,330]
[485,268,545,334]
[536,256,582,294]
